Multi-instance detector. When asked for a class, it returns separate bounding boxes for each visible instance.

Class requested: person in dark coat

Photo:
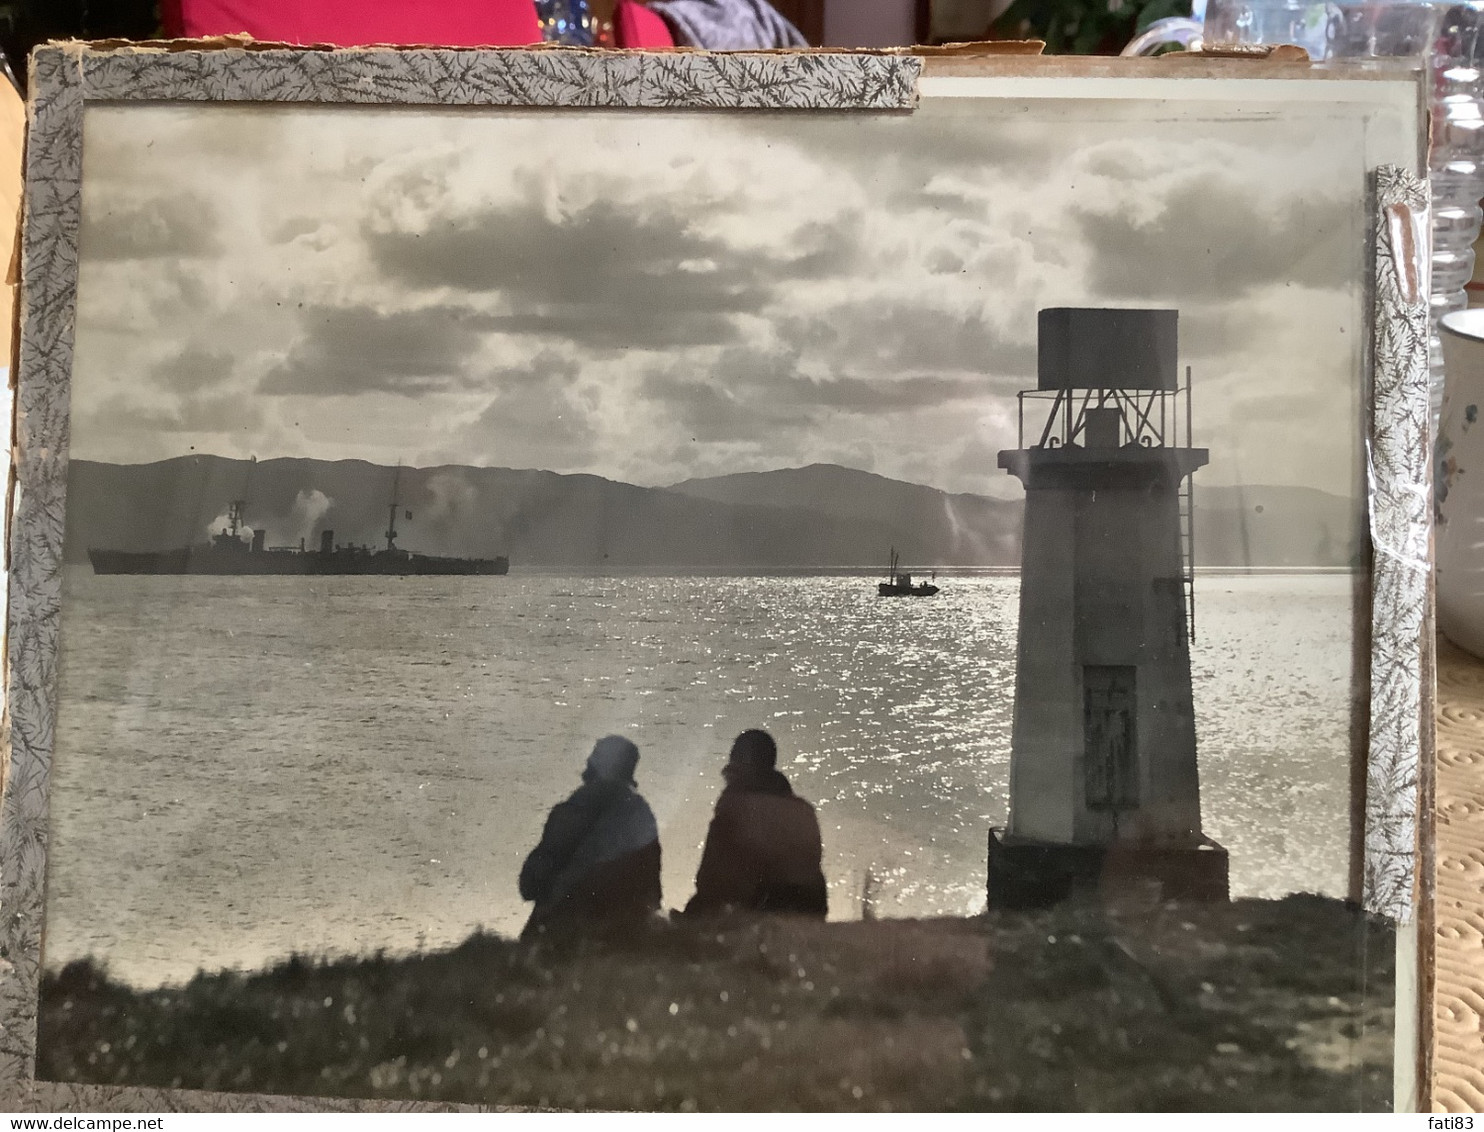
[519,735,662,941]
[684,729,828,917]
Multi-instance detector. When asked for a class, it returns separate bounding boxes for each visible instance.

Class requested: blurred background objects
[0,0,1205,88]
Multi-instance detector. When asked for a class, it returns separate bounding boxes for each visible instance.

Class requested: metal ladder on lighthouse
[1178,475,1196,642]
[1177,366,1197,643]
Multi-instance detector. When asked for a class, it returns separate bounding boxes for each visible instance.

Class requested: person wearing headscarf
[684,729,828,917]
[519,734,662,941]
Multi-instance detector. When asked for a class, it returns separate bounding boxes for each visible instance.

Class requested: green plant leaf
[993,0,1193,52]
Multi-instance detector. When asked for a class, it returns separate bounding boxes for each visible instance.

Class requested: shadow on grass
[38,895,1394,1111]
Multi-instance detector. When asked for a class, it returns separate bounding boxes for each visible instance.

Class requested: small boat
[878,548,939,597]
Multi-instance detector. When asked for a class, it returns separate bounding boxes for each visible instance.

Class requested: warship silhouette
[87,465,510,577]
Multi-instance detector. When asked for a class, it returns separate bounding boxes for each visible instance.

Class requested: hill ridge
[63,456,1361,570]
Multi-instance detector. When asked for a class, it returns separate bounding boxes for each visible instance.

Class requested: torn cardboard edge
[47,34,1320,64]
[57,32,1047,56]
[36,35,1372,92]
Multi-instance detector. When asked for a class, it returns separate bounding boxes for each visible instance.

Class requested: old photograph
[32,76,1413,1110]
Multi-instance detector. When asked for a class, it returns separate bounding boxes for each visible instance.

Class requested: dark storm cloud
[1076,178,1354,300]
[154,346,234,394]
[365,194,865,350]
[367,195,769,304]
[260,304,495,397]
[642,344,992,442]
[81,193,221,260]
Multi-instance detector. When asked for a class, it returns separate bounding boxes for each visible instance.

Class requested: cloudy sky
[70,91,1387,500]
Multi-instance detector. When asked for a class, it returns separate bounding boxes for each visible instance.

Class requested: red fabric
[614,1,674,47]
[162,0,542,46]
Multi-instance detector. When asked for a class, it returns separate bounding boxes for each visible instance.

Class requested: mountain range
[62,456,1363,571]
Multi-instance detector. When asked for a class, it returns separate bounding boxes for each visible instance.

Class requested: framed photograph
[5,45,1431,1112]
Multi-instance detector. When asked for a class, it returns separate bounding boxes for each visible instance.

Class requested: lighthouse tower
[987,307,1228,907]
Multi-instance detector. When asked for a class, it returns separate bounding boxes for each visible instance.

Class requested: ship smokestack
[320,530,334,555]
[251,529,266,553]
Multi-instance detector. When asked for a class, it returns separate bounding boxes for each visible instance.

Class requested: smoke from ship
[425,471,476,528]
[204,511,252,541]
[289,489,333,545]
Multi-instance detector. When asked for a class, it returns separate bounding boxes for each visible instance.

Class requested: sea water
[42,570,1358,987]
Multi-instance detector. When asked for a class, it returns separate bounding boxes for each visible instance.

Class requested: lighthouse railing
[1013,369,1200,639]
[1016,386,1185,450]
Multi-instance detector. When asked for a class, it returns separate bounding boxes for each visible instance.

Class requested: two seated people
[518,729,827,940]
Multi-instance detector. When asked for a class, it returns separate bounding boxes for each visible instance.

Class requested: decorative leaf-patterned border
[3,42,83,1113]
[1366,165,1432,921]
[0,44,1428,1113]
[54,44,922,109]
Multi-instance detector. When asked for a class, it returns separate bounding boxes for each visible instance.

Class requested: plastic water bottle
[1426,5,1484,422]
[1127,0,1484,426]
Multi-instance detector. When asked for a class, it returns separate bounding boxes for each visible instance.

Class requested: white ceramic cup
[1436,307,1484,657]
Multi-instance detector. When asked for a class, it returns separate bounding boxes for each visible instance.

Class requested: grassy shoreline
[39,895,1394,1111]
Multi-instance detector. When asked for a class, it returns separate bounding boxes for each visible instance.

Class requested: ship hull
[87,548,510,577]
[878,582,939,597]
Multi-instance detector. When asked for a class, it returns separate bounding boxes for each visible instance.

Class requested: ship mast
[227,456,256,539]
[385,463,401,552]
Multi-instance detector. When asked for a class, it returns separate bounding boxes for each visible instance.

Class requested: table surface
[1434,638,1484,1110]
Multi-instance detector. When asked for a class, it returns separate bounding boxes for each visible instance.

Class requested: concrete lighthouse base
[986,829,1230,910]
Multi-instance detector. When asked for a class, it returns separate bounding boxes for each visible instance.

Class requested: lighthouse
[987,307,1228,908]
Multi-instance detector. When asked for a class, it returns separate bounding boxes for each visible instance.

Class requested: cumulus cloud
[1075,177,1355,301]
[474,306,745,352]
[80,193,222,261]
[154,345,235,394]
[777,299,1034,379]
[641,343,997,446]
[460,351,598,468]
[643,365,807,444]
[77,391,264,441]
[743,111,1053,190]
[270,216,324,244]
